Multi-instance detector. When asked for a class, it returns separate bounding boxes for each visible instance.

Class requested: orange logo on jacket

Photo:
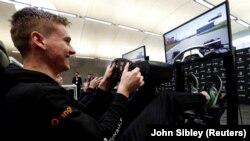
[51,106,73,126]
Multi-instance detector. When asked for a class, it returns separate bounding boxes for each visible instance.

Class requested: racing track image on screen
[122,46,146,62]
[164,2,231,64]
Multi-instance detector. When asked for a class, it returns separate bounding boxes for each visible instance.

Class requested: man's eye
[65,39,70,44]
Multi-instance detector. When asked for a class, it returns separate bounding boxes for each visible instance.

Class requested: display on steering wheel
[108,58,134,91]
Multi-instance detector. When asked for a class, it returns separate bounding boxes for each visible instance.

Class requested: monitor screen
[164,1,232,64]
[122,46,146,62]
[62,84,78,100]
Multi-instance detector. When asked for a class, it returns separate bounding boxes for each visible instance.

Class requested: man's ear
[31,31,46,50]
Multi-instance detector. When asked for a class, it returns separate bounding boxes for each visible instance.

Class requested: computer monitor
[163,1,232,64]
[122,46,146,62]
[62,84,78,100]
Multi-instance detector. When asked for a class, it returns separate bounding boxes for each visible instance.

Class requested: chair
[0,40,10,128]
[0,40,10,71]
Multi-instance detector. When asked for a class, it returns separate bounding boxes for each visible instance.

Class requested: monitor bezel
[122,45,147,61]
[163,1,233,64]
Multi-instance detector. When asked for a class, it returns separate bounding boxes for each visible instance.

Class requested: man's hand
[98,63,115,91]
[89,77,102,89]
[117,63,144,98]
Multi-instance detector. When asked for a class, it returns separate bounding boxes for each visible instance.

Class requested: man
[72,71,82,95]
[55,74,63,85]
[79,76,102,107]
[1,7,144,139]
[1,7,223,141]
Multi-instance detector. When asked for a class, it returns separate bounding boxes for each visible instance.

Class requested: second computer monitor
[163,1,232,64]
[122,46,147,62]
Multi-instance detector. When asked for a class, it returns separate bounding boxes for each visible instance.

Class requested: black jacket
[0,64,128,140]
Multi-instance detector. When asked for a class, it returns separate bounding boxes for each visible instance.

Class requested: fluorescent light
[4,0,30,5]
[236,19,250,27]
[230,14,237,20]
[144,31,161,37]
[11,50,20,53]
[117,25,140,32]
[0,0,31,10]
[194,0,250,28]
[75,56,95,59]
[85,17,112,25]
[99,58,114,61]
[194,0,214,9]
[42,8,77,17]
[10,0,57,11]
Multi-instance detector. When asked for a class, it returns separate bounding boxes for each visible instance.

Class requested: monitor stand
[174,49,238,125]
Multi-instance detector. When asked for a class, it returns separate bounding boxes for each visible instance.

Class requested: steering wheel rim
[109,58,134,91]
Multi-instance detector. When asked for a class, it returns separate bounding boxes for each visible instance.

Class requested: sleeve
[80,88,116,120]
[88,88,114,104]
[37,92,128,140]
[79,77,83,86]
[78,88,96,107]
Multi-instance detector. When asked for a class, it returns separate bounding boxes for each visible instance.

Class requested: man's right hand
[117,62,144,98]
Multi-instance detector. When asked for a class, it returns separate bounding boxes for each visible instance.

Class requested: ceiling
[0,0,249,62]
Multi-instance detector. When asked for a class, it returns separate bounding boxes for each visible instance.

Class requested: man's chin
[65,65,70,70]
[61,65,70,72]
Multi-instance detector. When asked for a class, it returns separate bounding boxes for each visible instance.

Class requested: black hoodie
[0,64,128,140]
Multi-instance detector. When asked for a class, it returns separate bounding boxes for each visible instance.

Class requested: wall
[61,57,112,84]
[7,52,112,85]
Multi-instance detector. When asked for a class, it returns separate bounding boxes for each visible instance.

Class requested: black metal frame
[169,0,238,125]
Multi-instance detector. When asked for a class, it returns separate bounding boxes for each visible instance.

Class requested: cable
[238,103,243,125]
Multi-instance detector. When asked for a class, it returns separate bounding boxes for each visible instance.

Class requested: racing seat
[0,40,9,70]
[0,40,10,128]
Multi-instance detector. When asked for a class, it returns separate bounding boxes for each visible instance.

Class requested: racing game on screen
[164,2,231,64]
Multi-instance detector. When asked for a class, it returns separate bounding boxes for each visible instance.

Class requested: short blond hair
[10,7,70,57]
